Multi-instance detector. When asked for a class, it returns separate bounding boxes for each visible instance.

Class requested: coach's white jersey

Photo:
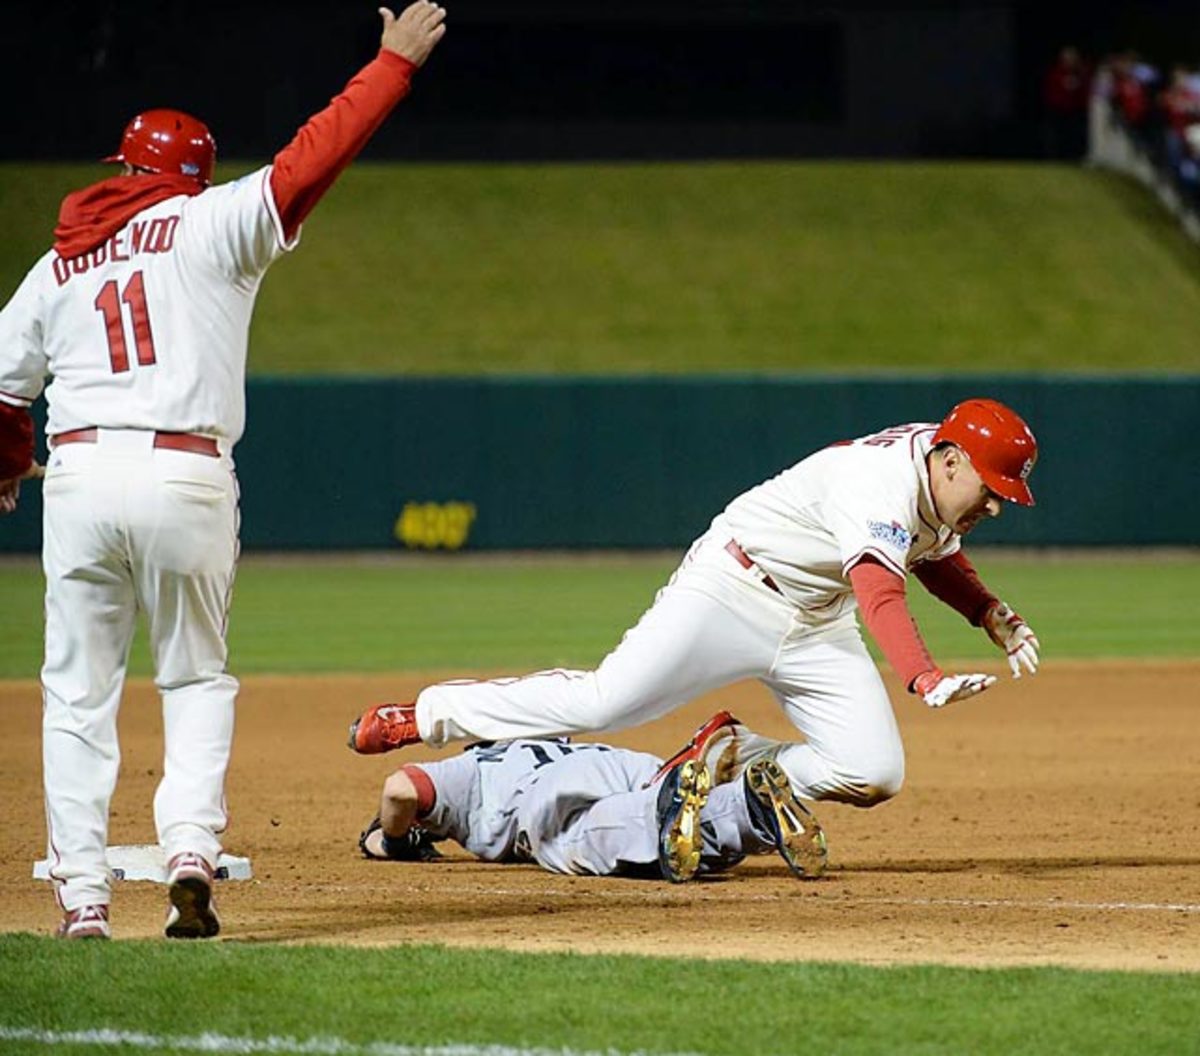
[712,421,961,620]
[0,167,294,445]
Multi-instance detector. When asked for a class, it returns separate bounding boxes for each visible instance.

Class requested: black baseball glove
[358,814,443,861]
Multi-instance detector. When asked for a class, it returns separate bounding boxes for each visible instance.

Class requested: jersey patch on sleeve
[868,519,914,552]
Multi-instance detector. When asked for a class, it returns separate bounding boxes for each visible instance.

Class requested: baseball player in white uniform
[349,399,1040,823]
[0,3,447,940]
[358,712,828,883]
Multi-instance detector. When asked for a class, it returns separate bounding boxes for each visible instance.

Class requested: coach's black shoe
[655,759,711,883]
[744,758,828,880]
[358,815,443,861]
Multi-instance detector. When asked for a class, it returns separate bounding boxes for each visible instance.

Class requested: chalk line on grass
[0,1028,702,1056]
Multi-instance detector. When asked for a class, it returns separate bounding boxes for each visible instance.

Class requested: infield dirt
[2,662,1198,971]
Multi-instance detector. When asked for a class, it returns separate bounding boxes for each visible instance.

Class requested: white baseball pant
[41,429,238,911]
[416,530,905,807]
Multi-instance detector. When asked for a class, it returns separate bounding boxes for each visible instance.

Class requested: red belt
[725,539,782,594]
[50,428,219,458]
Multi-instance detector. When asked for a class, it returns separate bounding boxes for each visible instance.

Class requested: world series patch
[868,519,913,551]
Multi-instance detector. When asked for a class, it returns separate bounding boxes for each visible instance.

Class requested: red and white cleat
[56,904,111,940]
[347,702,420,754]
[645,710,741,789]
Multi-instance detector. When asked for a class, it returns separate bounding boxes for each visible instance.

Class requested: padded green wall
[3,376,1196,551]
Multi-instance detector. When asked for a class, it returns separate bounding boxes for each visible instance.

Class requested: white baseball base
[33,845,252,883]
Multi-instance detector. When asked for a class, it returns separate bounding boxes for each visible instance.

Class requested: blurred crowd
[1044,45,1200,210]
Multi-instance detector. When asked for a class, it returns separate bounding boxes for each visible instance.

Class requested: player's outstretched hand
[380,2,447,67]
[0,461,44,516]
[913,670,997,709]
[982,601,1040,678]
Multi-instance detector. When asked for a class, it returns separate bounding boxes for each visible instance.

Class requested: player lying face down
[357,716,828,884]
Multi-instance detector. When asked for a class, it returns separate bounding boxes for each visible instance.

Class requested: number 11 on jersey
[94,270,157,373]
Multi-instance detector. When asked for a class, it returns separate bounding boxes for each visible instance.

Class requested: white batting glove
[982,601,1040,678]
[913,670,997,709]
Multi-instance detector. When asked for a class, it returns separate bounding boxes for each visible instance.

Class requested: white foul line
[860,896,1200,913]
[412,883,1200,915]
[0,1029,704,1056]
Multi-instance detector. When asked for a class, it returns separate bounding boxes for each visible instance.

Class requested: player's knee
[843,779,900,807]
[773,744,903,807]
[840,758,904,807]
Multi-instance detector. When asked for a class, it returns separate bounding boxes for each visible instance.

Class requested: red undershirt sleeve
[269,50,419,243]
[912,550,998,626]
[0,402,34,480]
[849,556,937,692]
[401,763,437,817]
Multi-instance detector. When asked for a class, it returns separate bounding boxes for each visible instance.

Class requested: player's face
[935,450,1003,534]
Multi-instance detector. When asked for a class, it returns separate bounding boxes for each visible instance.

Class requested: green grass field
[0,552,1197,679]
[3,160,1200,374]
[1,936,1198,1056]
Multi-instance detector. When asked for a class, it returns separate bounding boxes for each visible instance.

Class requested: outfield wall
[2,376,1196,552]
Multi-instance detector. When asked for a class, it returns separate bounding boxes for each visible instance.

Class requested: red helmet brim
[982,472,1035,507]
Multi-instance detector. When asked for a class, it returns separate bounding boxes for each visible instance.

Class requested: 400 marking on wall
[394,501,478,550]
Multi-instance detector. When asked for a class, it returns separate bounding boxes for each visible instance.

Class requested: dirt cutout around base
[3,662,1198,970]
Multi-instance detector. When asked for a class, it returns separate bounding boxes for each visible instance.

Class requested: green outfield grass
[1,936,1197,1056]
[3,160,1200,375]
[0,552,1196,680]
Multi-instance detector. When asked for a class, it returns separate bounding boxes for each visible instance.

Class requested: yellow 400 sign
[394,501,478,551]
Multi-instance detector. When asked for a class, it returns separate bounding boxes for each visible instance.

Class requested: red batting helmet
[933,398,1038,506]
[104,109,216,186]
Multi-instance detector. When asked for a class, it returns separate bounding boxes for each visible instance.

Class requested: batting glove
[913,669,997,709]
[982,601,1040,678]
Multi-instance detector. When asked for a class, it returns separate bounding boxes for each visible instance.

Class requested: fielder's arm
[849,557,996,708]
[914,552,1040,678]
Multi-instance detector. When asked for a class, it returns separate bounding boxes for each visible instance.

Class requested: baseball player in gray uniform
[349,399,1040,827]
[0,4,447,940]
[358,712,828,883]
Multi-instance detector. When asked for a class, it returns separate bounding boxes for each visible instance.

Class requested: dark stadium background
[3,1,1198,163]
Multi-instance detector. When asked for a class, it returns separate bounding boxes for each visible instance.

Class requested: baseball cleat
[645,710,741,789]
[656,758,712,883]
[56,904,111,940]
[348,702,420,754]
[744,758,828,880]
[164,853,220,939]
